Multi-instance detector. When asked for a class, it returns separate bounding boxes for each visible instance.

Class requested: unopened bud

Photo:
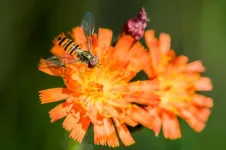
[123,7,150,40]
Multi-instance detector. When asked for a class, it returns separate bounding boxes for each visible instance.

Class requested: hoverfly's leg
[97,63,102,68]
[72,59,81,63]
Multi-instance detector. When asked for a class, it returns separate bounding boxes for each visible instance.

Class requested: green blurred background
[1,0,225,149]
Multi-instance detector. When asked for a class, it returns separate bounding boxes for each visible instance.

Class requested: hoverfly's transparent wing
[39,55,81,68]
[44,56,65,68]
[38,56,63,68]
[80,12,95,51]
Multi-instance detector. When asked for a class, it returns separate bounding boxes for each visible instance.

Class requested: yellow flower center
[155,71,196,113]
[85,82,104,94]
[69,60,129,120]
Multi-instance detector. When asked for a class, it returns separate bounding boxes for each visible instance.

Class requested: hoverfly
[42,12,99,68]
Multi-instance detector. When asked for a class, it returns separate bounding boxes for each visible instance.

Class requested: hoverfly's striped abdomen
[45,12,98,69]
[56,35,80,55]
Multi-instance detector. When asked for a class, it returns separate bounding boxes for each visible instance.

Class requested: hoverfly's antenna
[80,12,95,51]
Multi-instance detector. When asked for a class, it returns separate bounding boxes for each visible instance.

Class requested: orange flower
[143,30,214,139]
[39,27,159,147]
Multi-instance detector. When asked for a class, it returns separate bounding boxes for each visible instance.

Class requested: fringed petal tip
[49,112,57,123]
[39,90,47,104]
[48,102,72,123]
[38,59,49,72]
[93,118,120,147]
[39,88,70,104]
[62,112,91,144]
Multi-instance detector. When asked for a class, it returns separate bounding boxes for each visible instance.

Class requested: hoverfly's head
[88,56,99,68]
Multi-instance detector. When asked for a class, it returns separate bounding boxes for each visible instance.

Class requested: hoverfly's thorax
[81,51,93,58]
[75,48,83,55]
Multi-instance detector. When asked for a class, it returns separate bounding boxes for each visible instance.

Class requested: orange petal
[128,80,159,93]
[145,106,162,136]
[186,105,210,123]
[94,118,119,147]
[62,113,80,132]
[64,82,82,93]
[94,120,106,145]
[69,115,90,143]
[109,82,129,92]
[128,106,155,130]
[107,36,135,74]
[119,66,138,83]
[109,57,130,74]
[159,33,171,53]
[143,56,156,79]
[162,113,181,139]
[196,108,211,122]
[113,117,135,146]
[192,94,213,108]
[91,34,98,54]
[107,99,130,108]
[38,59,65,76]
[101,47,114,66]
[185,116,206,132]
[112,35,135,61]
[195,77,213,91]
[179,107,205,132]
[97,28,112,59]
[103,106,138,127]
[49,102,72,122]
[186,60,205,72]
[145,30,155,49]
[123,92,159,106]
[50,45,67,57]
[174,55,189,67]
[71,27,87,49]
[39,88,70,104]
[126,42,148,73]
[145,30,161,67]
[151,39,161,68]
[103,118,119,147]
[121,116,138,127]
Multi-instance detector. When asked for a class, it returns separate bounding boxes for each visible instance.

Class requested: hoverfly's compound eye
[90,56,99,66]
[88,56,99,68]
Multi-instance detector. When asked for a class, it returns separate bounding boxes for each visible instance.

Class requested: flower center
[156,72,195,110]
[67,63,129,121]
[86,82,104,93]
